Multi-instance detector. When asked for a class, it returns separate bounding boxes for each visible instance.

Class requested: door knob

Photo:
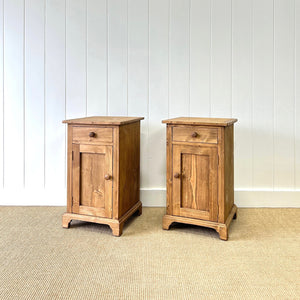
[89,132,96,137]
[104,174,111,180]
[174,173,180,178]
[191,132,198,138]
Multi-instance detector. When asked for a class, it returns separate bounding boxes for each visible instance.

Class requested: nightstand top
[162,117,237,126]
[63,116,144,125]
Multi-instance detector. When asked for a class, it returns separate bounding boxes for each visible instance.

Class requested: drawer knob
[174,173,180,179]
[191,132,198,138]
[89,132,96,137]
[104,174,111,180]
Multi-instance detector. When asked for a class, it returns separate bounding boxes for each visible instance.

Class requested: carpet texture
[0,207,299,299]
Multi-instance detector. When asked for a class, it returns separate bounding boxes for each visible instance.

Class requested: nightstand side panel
[118,121,141,218]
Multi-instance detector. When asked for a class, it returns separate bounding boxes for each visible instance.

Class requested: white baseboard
[233,190,300,207]
[141,189,300,207]
[1,188,299,207]
[141,188,300,207]
[0,188,66,206]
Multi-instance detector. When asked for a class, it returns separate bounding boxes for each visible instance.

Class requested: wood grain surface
[63,117,143,236]
[172,144,218,222]
[63,116,144,125]
[173,126,218,144]
[72,126,113,144]
[162,117,237,126]
[163,118,237,240]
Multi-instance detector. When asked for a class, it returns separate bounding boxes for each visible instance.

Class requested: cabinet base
[162,204,237,241]
[62,201,142,237]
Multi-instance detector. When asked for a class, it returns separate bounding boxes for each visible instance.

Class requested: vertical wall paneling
[296,0,300,189]
[128,0,148,187]
[108,0,128,115]
[0,0,300,206]
[232,0,252,188]
[210,0,232,117]
[252,0,274,189]
[3,0,24,188]
[190,0,211,117]
[87,0,107,116]
[66,0,86,118]
[0,0,3,188]
[274,0,295,189]
[45,0,65,189]
[148,0,169,188]
[24,0,45,187]
[169,0,190,117]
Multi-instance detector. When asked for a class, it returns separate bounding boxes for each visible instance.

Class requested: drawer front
[173,126,218,144]
[73,126,113,144]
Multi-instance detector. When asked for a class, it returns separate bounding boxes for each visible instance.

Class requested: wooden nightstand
[162,117,238,240]
[62,116,144,236]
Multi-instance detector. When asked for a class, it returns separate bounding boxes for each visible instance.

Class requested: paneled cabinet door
[72,144,113,218]
[172,145,218,222]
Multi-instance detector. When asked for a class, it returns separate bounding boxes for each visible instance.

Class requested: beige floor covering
[0,207,299,300]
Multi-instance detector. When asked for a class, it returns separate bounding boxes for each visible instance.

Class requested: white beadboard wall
[0,0,299,207]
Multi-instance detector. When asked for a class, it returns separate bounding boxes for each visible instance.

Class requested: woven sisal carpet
[0,207,299,299]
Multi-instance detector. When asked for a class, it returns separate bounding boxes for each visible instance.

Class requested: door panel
[72,144,112,218]
[80,153,105,208]
[181,153,209,211]
[173,145,218,221]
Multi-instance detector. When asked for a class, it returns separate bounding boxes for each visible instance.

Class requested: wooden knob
[104,174,111,180]
[191,132,198,138]
[174,173,180,178]
[89,132,96,137]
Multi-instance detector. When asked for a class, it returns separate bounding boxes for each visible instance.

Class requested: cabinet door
[172,145,218,221]
[72,144,112,218]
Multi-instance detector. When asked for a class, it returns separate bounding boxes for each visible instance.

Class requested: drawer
[172,126,218,144]
[72,126,113,144]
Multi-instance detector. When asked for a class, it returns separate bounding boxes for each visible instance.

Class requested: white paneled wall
[0,0,3,188]
[0,0,299,207]
[45,0,65,191]
[25,0,44,189]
